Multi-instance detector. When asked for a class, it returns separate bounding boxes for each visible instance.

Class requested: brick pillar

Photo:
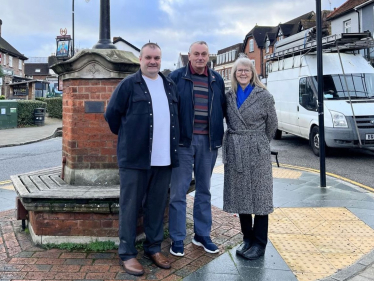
[52,49,139,185]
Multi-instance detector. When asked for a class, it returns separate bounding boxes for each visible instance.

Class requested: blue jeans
[169,134,218,241]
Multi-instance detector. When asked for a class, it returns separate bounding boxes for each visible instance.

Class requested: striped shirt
[192,74,209,134]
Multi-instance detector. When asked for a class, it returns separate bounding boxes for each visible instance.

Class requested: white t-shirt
[142,75,171,166]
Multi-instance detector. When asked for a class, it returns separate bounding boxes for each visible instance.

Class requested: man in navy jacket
[105,43,179,276]
[168,41,226,257]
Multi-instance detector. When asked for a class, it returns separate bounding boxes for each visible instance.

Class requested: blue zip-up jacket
[169,64,226,150]
[105,70,180,169]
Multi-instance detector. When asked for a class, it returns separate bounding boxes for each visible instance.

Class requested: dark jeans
[239,214,268,248]
[118,166,171,261]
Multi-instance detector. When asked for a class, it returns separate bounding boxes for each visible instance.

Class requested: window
[278,29,283,41]
[299,77,317,111]
[225,52,228,63]
[228,51,232,62]
[233,49,237,60]
[344,19,351,33]
[228,68,231,78]
[3,54,6,65]
[35,69,41,72]
[266,38,270,53]
[9,56,13,67]
[250,59,256,67]
[19,60,22,70]
[249,39,254,52]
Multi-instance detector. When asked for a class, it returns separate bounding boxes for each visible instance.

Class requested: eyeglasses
[236,69,251,74]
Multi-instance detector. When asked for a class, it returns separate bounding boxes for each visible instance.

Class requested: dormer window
[35,69,41,73]
[278,29,283,41]
[266,38,270,53]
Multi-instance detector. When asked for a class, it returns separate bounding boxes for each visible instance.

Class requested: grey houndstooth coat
[223,86,278,215]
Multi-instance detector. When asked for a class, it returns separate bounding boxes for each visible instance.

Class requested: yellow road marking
[0,180,12,185]
[273,163,374,193]
[0,184,14,190]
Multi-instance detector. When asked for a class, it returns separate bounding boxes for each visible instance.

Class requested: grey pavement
[0,116,62,147]
[0,121,374,281]
[185,157,374,281]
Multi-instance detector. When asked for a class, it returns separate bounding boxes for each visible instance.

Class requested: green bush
[35,97,46,102]
[17,100,47,126]
[0,95,5,100]
[45,97,62,119]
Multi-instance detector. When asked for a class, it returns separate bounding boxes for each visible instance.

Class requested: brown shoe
[119,258,144,276]
[144,252,171,269]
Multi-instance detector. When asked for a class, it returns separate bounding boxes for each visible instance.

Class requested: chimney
[0,19,2,37]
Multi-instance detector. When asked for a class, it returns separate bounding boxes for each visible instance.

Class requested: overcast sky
[1,0,347,70]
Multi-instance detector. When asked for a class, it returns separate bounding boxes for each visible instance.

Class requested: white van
[266,51,374,156]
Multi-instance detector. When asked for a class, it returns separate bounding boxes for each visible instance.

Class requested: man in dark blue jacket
[105,43,179,276]
[168,41,226,257]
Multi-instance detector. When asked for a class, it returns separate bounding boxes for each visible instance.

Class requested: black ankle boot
[236,240,252,257]
[242,244,265,260]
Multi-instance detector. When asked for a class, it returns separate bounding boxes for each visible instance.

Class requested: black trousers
[239,214,268,248]
[118,166,171,261]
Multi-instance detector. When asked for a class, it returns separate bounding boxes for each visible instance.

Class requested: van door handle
[297,105,299,111]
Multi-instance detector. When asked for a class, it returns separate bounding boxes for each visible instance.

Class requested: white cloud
[1,0,348,70]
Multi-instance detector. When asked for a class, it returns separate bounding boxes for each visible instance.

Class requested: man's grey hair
[189,41,209,53]
[140,43,161,57]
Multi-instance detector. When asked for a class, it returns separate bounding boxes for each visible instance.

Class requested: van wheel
[274,129,282,140]
[310,126,329,156]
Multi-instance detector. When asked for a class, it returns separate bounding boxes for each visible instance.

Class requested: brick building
[242,11,319,78]
[215,43,243,90]
[0,19,28,98]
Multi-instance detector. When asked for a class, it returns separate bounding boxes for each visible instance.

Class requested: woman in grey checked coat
[223,56,277,260]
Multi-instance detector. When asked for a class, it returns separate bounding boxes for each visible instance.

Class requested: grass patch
[24,228,30,234]
[43,240,117,252]
[163,228,169,239]
[135,240,143,250]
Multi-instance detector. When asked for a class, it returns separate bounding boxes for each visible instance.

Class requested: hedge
[46,97,62,119]
[17,100,47,126]
[35,97,62,119]
[0,95,5,100]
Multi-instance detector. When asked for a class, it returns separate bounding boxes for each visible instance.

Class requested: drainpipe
[354,8,361,33]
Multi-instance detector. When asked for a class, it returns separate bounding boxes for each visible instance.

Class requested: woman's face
[235,64,252,89]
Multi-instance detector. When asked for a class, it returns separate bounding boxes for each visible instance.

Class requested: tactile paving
[212,165,302,179]
[269,234,319,253]
[294,272,333,281]
[322,253,362,268]
[272,167,302,179]
[281,208,323,221]
[314,207,360,221]
[307,220,374,237]
[307,236,358,254]
[268,218,302,234]
[281,252,336,274]
[268,207,374,281]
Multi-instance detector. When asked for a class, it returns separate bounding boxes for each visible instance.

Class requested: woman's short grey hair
[230,57,266,93]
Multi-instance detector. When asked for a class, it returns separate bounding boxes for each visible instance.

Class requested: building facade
[0,20,28,98]
[215,43,243,90]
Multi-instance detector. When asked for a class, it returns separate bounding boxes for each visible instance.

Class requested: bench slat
[10,175,30,196]
[50,175,68,186]
[29,176,50,191]
[40,175,60,189]
[19,175,40,194]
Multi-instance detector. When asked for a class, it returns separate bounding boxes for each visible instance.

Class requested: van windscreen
[313,74,374,100]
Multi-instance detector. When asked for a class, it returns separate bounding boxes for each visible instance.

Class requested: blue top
[237,83,253,109]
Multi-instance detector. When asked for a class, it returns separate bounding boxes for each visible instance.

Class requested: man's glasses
[236,69,251,74]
